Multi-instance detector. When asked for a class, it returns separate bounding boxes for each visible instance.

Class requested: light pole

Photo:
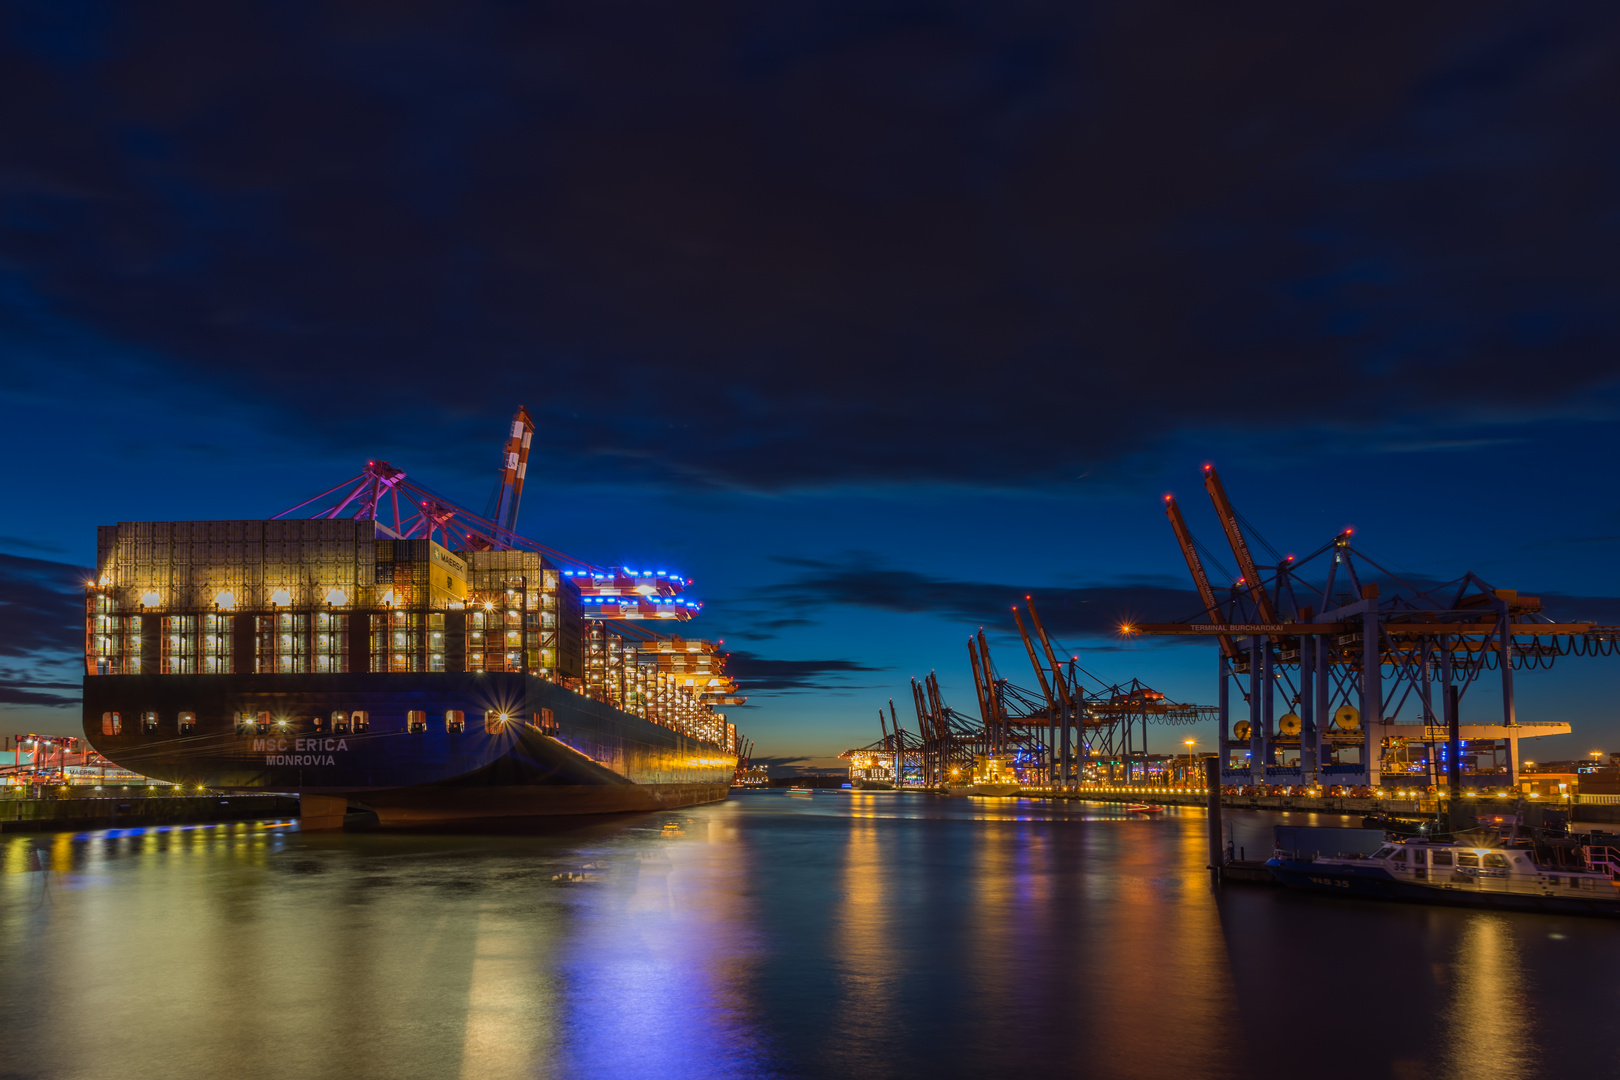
[1183,738,1196,789]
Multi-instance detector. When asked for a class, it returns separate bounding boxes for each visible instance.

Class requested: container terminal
[75,407,754,828]
[843,466,1620,826]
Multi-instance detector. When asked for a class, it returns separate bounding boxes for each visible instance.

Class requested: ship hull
[82,672,734,825]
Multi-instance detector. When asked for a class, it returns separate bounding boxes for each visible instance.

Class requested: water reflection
[4,794,1619,1080]
[827,814,897,1063]
[1440,916,1535,1080]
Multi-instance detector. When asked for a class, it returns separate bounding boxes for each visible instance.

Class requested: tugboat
[1265,816,1620,917]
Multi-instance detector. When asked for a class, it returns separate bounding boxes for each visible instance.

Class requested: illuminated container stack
[462,548,584,683]
[583,630,744,744]
[87,520,590,682]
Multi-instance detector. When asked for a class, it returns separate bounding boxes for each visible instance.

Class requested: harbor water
[3,790,1617,1080]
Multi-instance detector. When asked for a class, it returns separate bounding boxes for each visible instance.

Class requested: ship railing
[1582,845,1620,880]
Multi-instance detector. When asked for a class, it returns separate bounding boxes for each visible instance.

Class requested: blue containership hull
[82,672,734,825]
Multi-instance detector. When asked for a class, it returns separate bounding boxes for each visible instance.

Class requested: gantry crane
[1131,466,1620,794]
[856,604,1214,790]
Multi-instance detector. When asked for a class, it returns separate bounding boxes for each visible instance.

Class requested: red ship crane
[491,406,536,537]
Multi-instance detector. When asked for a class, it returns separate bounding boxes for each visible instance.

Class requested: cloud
[756,555,1620,649]
[0,536,66,553]
[724,650,887,693]
[0,554,93,660]
[3,5,1619,490]
[0,675,79,708]
[723,616,817,643]
[0,552,90,708]
[762,556,1201,640]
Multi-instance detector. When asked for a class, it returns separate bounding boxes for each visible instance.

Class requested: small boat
[1125,803,1165,813]
[1266,830,1620,917]
[786,787,815,797]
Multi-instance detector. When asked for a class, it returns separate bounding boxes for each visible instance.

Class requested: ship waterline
[84,670,736,825]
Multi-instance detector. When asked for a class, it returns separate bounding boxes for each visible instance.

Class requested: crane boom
[967,638,992,727]
[1203,465,1280,627]
[1011,606,1057,708]
[1165,495,1240,661]
[976,630,1001,752]
[926,673,947,739]
[1024,597,1074,711]
[492,406,536,538]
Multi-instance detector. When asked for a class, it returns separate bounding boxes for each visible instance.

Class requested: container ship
[80,408,749,827]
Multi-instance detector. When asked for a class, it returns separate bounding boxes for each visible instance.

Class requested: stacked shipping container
[87,521,583,680]
[85,519,739,751]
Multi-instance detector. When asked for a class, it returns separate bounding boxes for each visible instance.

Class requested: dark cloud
[0,676,80,708]
[763,556,1199,640]
[724,650,886,693]
[4,4,1619,489]
[724,616,816,642]
[757,556,1620,645]
[0,554,92,660]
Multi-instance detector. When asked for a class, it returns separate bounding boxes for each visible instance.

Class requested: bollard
[1206,758,1222,880]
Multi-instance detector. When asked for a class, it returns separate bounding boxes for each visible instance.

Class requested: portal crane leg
[1248,637,1264,786]
[1363,605,1380,787]
[1262,643,1274,781]
[1217,652,1229,782]
[1497,600,1519,788]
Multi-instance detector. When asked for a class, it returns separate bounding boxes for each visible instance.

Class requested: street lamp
[1183,738,1196,789]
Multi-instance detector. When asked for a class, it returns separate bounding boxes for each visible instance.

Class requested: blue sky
[3,2,1620,769]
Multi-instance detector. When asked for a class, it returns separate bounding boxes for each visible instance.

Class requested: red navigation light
[1203,463,1212,471]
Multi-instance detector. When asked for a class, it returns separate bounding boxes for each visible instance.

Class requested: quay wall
[944,786,1620,823]
[1,791,299,832]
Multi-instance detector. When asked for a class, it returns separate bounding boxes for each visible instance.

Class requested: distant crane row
[847,598,1212,789]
